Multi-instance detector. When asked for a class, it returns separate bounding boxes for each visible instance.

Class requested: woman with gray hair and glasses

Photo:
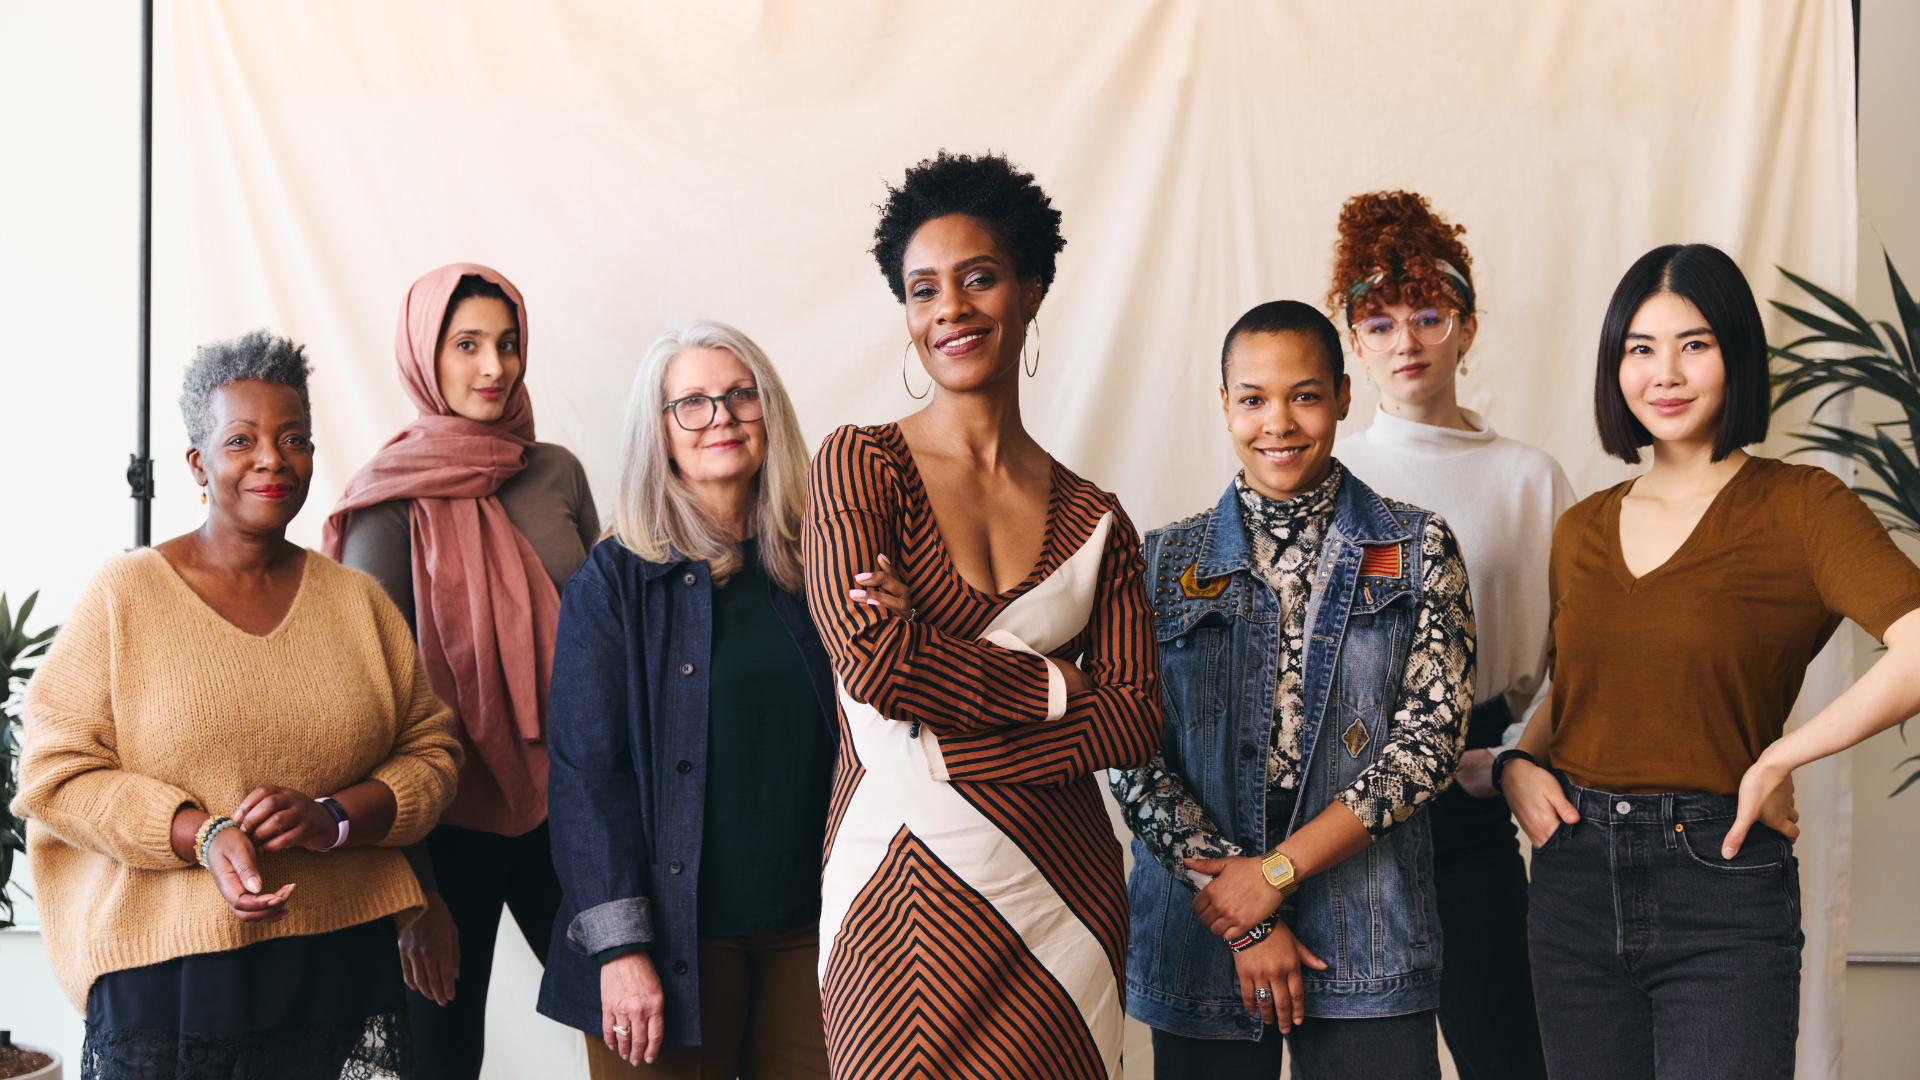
[536,321,858,1079]
[15,330,461,1079]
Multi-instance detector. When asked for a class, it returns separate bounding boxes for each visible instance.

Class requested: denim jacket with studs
[1113,469,1473,1036]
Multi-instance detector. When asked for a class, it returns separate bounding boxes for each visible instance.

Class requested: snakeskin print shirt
[1112,464,1475,887]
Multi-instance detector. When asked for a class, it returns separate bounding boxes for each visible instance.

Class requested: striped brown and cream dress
[804,423,1161,1079]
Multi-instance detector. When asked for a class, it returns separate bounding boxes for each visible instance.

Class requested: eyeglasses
[1350,309,1457,353]
[662,387,765,431]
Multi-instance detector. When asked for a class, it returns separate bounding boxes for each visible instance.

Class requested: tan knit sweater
[12,549,461,1010]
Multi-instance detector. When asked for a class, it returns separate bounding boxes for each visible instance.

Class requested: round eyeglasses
[1351,309,1456,353]
[662,387,764,431]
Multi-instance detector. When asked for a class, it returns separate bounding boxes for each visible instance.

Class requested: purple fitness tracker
[315,796,350,852]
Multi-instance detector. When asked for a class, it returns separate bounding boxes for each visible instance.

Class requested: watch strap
[1491,749,1537,795]
[315,796,350,852]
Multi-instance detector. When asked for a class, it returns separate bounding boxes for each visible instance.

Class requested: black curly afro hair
[871,151,1066,304]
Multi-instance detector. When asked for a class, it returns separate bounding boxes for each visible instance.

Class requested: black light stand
[127,0,155,546]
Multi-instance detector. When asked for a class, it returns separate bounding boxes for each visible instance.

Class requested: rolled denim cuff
[568,896,655,954]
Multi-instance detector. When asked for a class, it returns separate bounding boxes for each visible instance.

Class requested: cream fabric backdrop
[164,2,1856,1076]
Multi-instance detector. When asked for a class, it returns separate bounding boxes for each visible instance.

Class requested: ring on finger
[1254,987,1272,1002]
[612,1024,631,1037]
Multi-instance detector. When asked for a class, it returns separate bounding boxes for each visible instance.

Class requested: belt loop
[1661,793,1677,849]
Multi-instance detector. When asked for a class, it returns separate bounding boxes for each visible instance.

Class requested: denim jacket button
[683,572,697,586]
[671,960,688,974]
[1240,744,1257,760]
[669,860,684,874]
[676,760,693,774]
[1234,1015,1250,1030]
[681,663,695,676]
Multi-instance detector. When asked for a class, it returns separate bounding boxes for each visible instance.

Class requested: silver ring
[612,1024,630,1037]
[1254,987,1272,1002]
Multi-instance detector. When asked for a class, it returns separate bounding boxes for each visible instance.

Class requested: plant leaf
[1768,302,1883,352]
[1889,250,1920,364]
[1780,266,1880,341]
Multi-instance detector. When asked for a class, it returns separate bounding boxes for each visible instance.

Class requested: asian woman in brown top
[1498,244,1920,1080]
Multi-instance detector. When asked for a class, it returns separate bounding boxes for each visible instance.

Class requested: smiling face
[435,296,522,422]
[1221,331,1351,500]
[663,346,766,488]
[901,213,1043,395]
[1350,301,1478,409]
[1618,291,1726,449]
[187,379,314,536]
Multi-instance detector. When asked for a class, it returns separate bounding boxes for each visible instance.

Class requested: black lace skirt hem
[81,1010,413,1080]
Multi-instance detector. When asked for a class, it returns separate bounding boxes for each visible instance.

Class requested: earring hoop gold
[902,340,931,400]
[1024,318,1041,377]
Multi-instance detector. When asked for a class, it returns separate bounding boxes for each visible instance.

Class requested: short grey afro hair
[179,329,313,448]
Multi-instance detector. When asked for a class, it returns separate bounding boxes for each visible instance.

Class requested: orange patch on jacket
[1358,543,1403,578]
[1179,561,1229,599]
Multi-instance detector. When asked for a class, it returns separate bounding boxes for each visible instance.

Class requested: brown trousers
[585,922,829,1080]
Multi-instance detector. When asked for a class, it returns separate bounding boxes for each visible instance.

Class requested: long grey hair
[609,320,808,592]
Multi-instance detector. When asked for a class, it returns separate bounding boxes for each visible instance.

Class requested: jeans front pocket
[1532,818,1574,853]
[1674,819,1789,875]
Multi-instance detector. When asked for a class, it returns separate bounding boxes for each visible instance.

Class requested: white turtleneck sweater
[1337,407,1574,747]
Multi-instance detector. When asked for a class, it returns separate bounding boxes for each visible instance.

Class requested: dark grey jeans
[1150,1009,1440,1079]
[1527,780,1801,1080]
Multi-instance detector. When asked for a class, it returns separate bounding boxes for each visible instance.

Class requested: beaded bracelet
[1228,911,1283,954]
[194,816,238,869]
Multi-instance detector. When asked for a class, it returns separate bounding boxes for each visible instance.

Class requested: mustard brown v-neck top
[1546,456,1920,795]
[13,549,462,1009]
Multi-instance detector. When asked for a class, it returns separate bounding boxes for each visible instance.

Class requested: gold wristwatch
[1261,848,1299,896]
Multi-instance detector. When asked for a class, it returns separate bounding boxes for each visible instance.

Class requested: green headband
[1346,260,1474,321]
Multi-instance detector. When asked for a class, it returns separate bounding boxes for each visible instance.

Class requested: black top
[697,539,836,937]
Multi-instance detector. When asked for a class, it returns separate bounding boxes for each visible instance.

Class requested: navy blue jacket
[535,537,837,1045]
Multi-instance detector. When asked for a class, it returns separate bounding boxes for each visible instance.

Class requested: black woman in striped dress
[803,151,1162,1079]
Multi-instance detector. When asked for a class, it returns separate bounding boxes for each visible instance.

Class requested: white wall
[1842,1,1920,1076]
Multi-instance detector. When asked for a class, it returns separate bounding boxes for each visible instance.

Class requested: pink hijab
[323,263,558,835]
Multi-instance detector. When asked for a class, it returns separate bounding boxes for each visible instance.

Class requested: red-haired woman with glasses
[1330,191,1569,1080]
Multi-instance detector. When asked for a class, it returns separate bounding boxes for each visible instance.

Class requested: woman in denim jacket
[1113,300,1475,1079]
[537,322,852,1078]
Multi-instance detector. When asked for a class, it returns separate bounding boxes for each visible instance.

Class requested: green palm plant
[2,591,59,928]
[1769,252,1920,796]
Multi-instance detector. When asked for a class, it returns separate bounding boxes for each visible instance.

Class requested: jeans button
[1616,801,1633,815]
[682,663,695,676]
[671,960,688,975]
[669,860,684,874]
[683,572,696,586]
[676,760,692,775]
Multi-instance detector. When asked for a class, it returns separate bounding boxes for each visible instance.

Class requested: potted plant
[0,1030,58,1080]
[3,592,58,929]
[1,594,62,1079]
[1769,252,1920,796]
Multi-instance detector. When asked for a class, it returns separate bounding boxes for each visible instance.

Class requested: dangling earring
[200,488,207,505]
[902,340,930,400]
[1458,356,1470,377]
[1024,318,1041,378]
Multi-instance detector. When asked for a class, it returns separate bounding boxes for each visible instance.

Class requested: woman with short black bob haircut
[1499,243,1920,1079]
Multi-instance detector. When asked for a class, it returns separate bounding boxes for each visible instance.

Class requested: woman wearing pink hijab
[326,264,599,1080]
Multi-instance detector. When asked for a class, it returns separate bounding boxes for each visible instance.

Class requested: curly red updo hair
[1326,191,1474,324]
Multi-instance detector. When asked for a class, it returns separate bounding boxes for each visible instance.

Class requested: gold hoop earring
[902,340,931,400]
[1024,318,1041,378]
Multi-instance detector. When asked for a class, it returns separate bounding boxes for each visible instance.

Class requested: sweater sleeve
[802,426,1058,735]
[338,500,417,634]
[14,566,201,869]
[929,507,1164,786]
[363,584,462,847]
[1336,516,1475,836]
